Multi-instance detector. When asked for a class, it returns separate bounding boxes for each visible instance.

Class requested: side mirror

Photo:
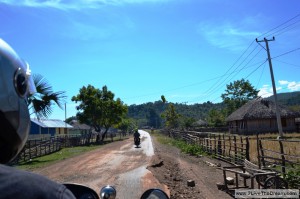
[64,183,99,199]
[100,185,117,199]
[141,189,169,199]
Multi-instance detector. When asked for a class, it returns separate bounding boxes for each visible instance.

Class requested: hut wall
[243,118,297,134]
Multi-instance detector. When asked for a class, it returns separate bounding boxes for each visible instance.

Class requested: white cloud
[258,84,273,98]
[197,18,261,52]
[279,80,300,91]
[278,80,289,85]
[0,0,171,10]
[259,80,300,97]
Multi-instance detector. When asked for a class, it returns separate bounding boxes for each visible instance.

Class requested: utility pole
[256,37,283,138]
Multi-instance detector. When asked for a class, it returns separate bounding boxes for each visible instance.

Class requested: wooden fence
[11,133,100,165]
[258,137,300,188]
[170,130,300,189]
[170,130,250,165]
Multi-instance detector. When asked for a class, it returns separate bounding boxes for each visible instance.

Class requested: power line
[272,47,300,59]
[202,43,260,96]
[256,61,268,89]
[244,60,267,79]
[273,59,300,68]
[273,19,300,37]
[258,13,300,39]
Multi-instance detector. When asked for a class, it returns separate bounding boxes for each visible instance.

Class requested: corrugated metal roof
[31,118,73,128]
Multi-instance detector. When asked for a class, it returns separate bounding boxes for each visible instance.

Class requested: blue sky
[1,0,300,120]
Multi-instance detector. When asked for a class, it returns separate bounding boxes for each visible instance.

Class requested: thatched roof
[193,119,208,126]
[226,97,300,122]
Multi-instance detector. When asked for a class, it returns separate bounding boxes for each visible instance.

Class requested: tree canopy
[28,74,66,119]
[161,103,181,129]
[72,85,127,141]
[221,78,259,115]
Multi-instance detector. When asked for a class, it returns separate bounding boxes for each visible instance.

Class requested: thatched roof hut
[193,119,208,127]
[226,98,300,121]
[226,98,300,135]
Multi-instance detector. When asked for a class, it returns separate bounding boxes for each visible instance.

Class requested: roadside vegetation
[17,145,102,171]
[152,130,206,157]
[16,136,128,171]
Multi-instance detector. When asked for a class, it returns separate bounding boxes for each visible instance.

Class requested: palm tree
[28,74,66,119]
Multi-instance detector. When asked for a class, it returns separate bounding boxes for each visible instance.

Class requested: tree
[180,116,196,130]
[118,118,136,136]
[221,79,259,115]
[207,108,226,127]
[146,108,161,128]
[28,74,66,119]
[161,103,181,129]
[72,85,127,141]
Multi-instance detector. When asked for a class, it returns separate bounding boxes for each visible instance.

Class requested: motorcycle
[134,137,141,147]
[64,183,169,199]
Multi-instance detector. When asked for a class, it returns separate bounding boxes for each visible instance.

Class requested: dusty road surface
[31,130,232,199]
[32,130,167,199]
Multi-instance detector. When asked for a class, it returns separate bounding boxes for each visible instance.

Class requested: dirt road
[32,130,232,199]
[33,130,168,199]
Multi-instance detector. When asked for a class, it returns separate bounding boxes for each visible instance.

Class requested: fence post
[223,134,225,157]
[214,134,217,155]
[246,137,250,161]
[279,140,286,175]
[234,136,237,164]
[258,138,266,168]
[229,136,232,162]
[28,140,31,161]
[217,134,222,159]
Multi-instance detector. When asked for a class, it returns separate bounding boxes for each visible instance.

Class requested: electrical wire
[257,13,300,39]
[272,48,300,59]
[273,59,300,68]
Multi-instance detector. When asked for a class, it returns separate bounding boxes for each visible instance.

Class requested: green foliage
[207,108,226,127]
[289,105,300,112]
[180,117,196,130]
[155,133,204,156]
[267,91,300,106]
[221,78,259,115]
[161,103,181,129]
[117,118,136,133]
[284,168,300,189]
[161,95,167,103]
[28,74,66,119]
[72,85,127,141]
[127,100,224,128]
[17,145,102,170]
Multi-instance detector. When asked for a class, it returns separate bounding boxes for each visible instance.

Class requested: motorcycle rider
[133,129,140,145]
[0,39,76,199]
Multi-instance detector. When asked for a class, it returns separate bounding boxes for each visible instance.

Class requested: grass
[151,130,206,156]
[16,144,103,171]
[247,133,300,164]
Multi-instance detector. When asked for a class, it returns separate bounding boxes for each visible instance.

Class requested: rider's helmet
[0,39,36,163]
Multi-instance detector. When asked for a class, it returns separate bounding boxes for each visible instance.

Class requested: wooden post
[246,137,250,161]
[217,134,222,158]
[229,136,232,162]
[234,136,237,164]
[223,134,226,157]
[279,140,286,175]
[28,141,31,161]
[259,139,266,168]
[214,134,217,155]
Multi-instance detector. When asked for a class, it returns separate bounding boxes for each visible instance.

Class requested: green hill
[127,101,224,128]
[266,91,300,106]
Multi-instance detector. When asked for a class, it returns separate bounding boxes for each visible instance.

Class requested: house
[68,120,92,135]
[226,98,300,135]
[30,118,73,138]
[193,119,208,127]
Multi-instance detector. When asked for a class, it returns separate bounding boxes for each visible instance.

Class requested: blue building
[30,118,73,138]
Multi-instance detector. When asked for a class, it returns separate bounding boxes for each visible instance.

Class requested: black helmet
[0,39,36,163]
